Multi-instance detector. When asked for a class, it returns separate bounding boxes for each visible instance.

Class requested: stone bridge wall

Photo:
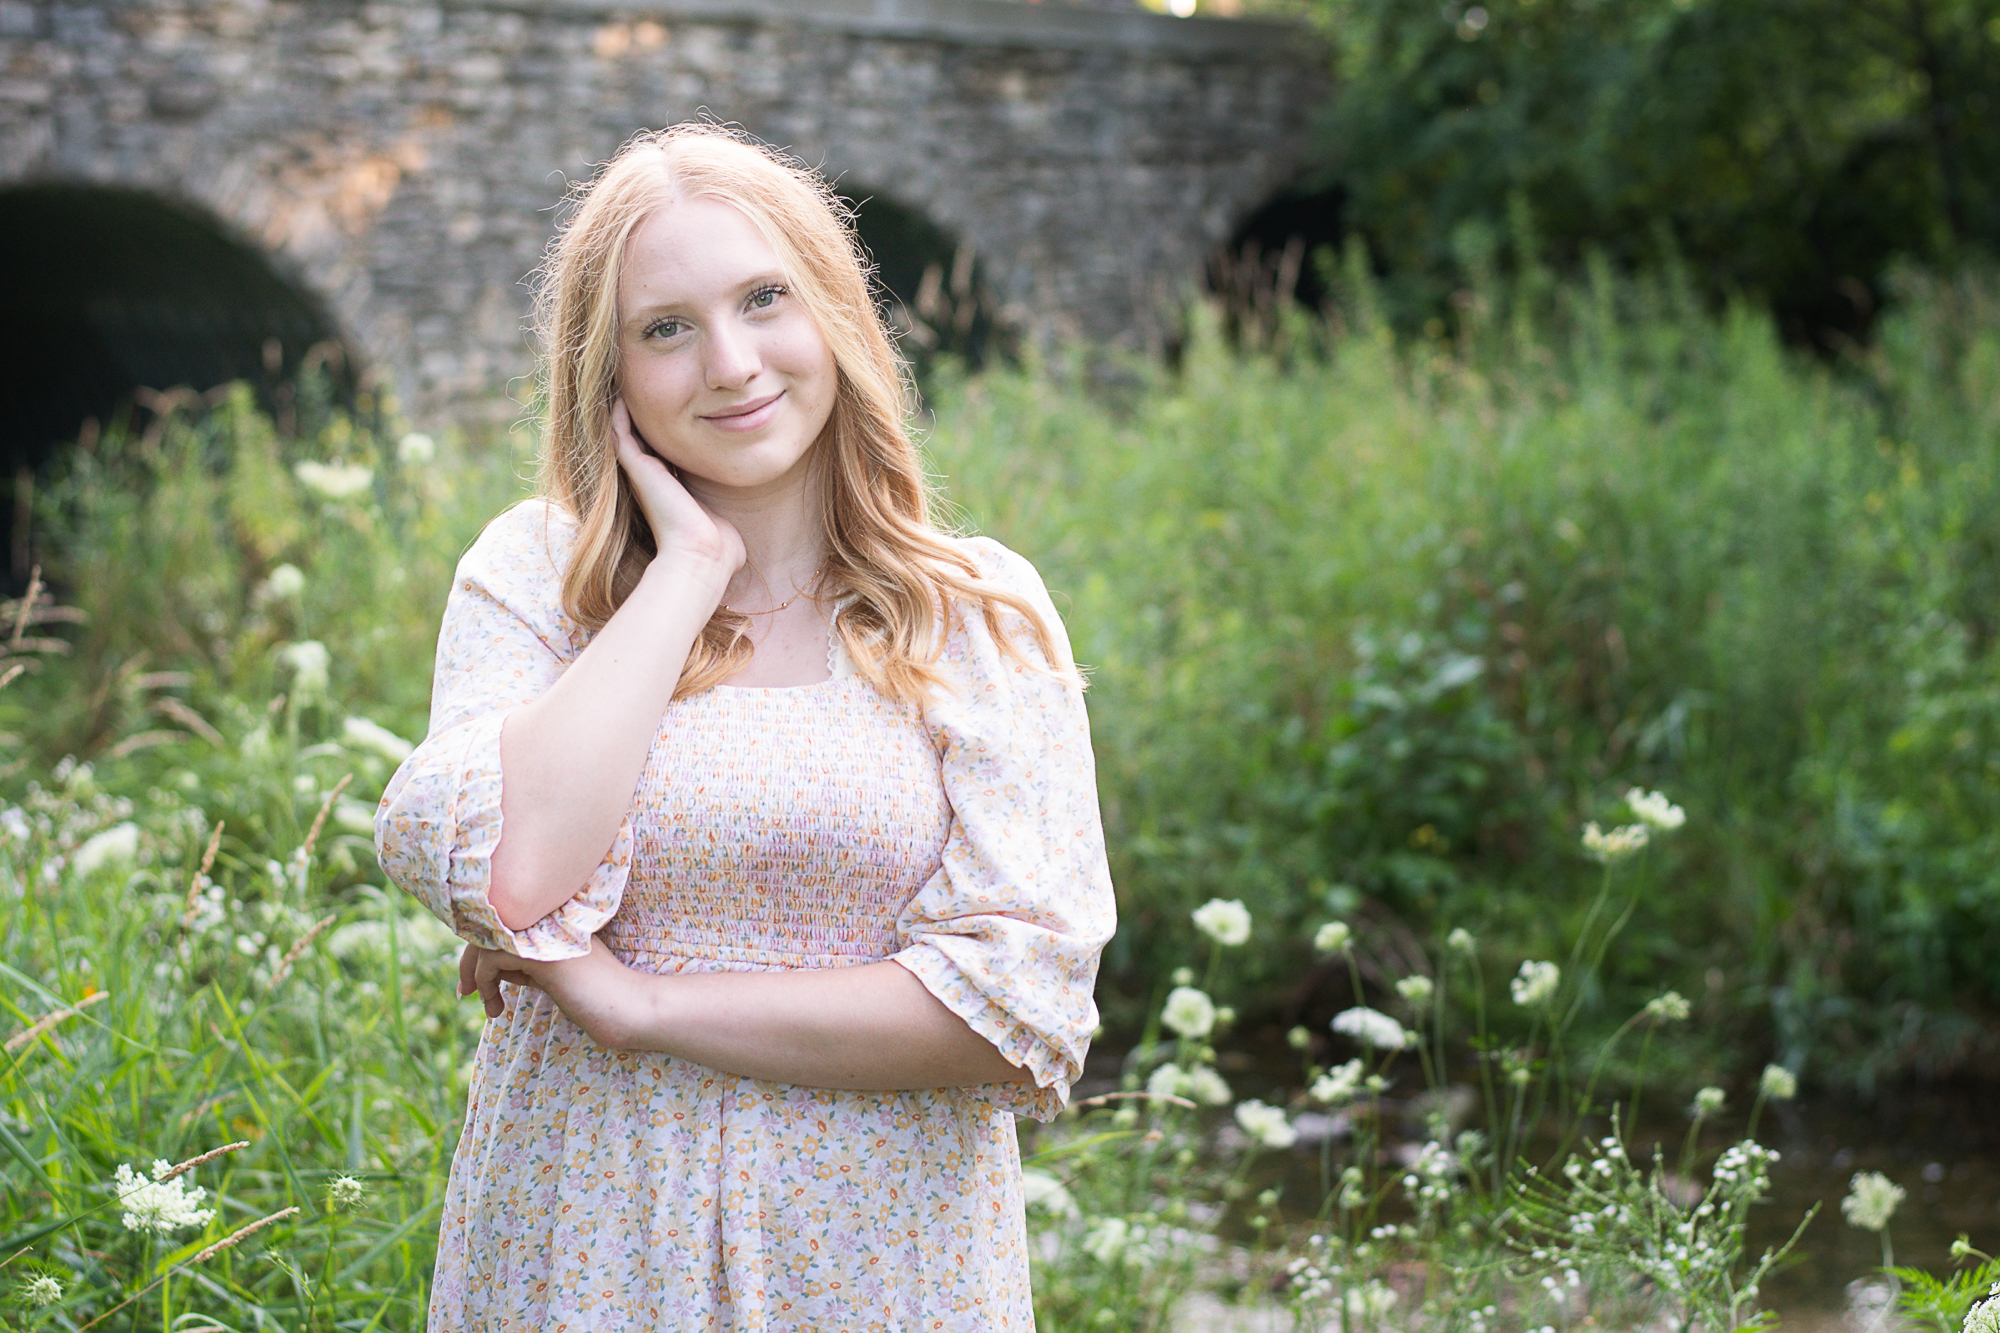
[0,0,1324,424]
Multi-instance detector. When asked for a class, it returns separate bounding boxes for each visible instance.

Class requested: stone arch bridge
[0,0,1323,430]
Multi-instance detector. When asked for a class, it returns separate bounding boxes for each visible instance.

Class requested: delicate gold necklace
[722,567,822,617]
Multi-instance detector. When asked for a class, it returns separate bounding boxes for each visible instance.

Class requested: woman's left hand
[459,938,648,1049]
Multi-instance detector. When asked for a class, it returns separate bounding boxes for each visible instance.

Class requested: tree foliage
[1301,0,2000,340]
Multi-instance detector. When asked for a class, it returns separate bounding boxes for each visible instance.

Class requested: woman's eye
[748,285,785,310]
[644,318,685,340]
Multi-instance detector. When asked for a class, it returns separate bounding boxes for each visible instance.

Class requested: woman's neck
[683,472,824,609]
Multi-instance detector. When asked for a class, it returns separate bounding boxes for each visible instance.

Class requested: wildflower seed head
[1951,1235,1974,1261]
[1314,920,1352,954]
[1692,1086,1726,1118]
[1214,1005,1236,1029]
[1191,897,1252,946]
[1161,986,1217,1039]
[1625,787,1687,831]
[1395,974,1435,1008]
[1759,1064,1798,1102]
[1331,1006,1412,1050]
[327,1174,367,1210]
[1510,960,1561,1008]
[397,432,437,465]
[20,1273,63,1306]
[1286,1025,1313,1051]
[1644,990,1691,1023]
[277,640,332,700]
[1841,1171,1906,1232]
[1446,926,1476,954]
[1581,820,1650,862]
[1185,1064,1233,1106]
[1170,966,1195,986]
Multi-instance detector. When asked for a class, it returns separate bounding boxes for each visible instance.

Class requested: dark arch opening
[842,189,1009,382]
[1211,179,1348,329]
[0,183,357,586]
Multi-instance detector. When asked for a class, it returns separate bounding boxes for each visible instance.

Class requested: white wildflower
[1345,1280,1399,1321]
[1644,990,1691,1022]
[342,714,414,763]
[1446,927,1476,954]
[260,563,306,603]
[1692,1086,1726,1118]
[1841,1171,1905,1232]
[1626,787,1687,831]
[327,1174,367,1209]
[1235,1099,1298,1149]
[1395,974,1434,1007]
[396,432,436,465]
[1964,1289,2000,1333]
[1311,1059,1366,1105]
[113,1161,216,1235]
[1020,1168,1076,1216]
[21,1273,63,1306]
[1286,1025,1313,1051]
[72,822,141,877]
[1146,1062,1187,1099]
[1313,920,1352,953]
[1331,1006,1411,1051]
[1510,960,1560,1008]
[1082,1216,1129,1264]
[278,640,331,700]
[1581,821,1650,861]
[294,460,373,499]
[1758,1065,1797,1101]
[1161,986,1217,1039]
[1184,1064,1233,1106]
[1192,897,1252,946]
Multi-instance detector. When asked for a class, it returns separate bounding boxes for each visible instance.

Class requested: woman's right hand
[610,398,746,587]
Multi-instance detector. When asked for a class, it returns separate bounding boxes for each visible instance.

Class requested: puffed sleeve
[373,499,633,960]
[891,538,1117,1121]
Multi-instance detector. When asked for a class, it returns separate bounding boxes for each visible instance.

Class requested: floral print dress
[375,500,1116,1332]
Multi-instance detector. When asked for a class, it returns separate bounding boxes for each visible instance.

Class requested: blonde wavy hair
[532,124,1064,702]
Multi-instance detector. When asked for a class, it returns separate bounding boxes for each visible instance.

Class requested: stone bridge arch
[0,0,1324,430]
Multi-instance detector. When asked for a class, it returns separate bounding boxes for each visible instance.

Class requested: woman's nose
[704,319,760,390]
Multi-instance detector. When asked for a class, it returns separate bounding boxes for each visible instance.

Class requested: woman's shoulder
[946,534,1050,604]
[936,534,1075,676]
[448,498,587,650]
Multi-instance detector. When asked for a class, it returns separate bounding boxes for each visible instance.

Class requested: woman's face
[614,194,838,498]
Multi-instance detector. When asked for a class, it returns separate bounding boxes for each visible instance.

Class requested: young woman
[374,124,1115,1330]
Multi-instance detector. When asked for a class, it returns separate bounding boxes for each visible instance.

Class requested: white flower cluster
[1401,1140,1458,1212]
[1146,1061,1232,1105]
[1314,920,1352,953]
[1160,986,1216,1038]
[1019,1168,1076,1217]
[1711,1141,1777,1193]
[1841,1171,1905,1232]
[1233,1100,1297,1149]
[1190,898,1251,946]
[1331,1007,1411,1051]
[72,822,141,877]
[1692,1086,1726,1118]
[343,715,414,764]
[1963,1282,2000,1333]
[278,640,332,700]
[113,1160,216,1235]
[1581,821,1650,861]
[327,1174,368,1210]
[294,460,374,499]
[1310,1058,1365,1106]
[1511,960,1561,1008]
[1395,974,1434,1007]
[21,1273,63,1306]
[1625,787,1687,830]
[1644,990,1691,1022]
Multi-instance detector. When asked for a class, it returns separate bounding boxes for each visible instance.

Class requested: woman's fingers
[468,947,541,1019]
[457,942,479,998]
[610,401,745,577]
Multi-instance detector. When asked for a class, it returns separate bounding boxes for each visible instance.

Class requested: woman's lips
[703,392,783,432]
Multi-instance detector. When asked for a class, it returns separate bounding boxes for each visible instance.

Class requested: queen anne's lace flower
[1184,1064,1233,1106]
[1234,1099,1298,1149]
[21,1273,63,1306]
[1962,1285,2000,1333]
[113,1161,216,1235]
[1692,1086,1726,1118]
[1314,921,1352,953]
[328,1175,368,1209]
[1395,975,1434,1007]
[1511,960,1560,1008]
[278,640,332,700]
[1331,1007,1412,1050]
[1311,1058,1365,1105]
[1759,1065,1797,1101]
[1446,927,1476,954]
[1841,1171,1905,1232]
[1581,821,1650,861]
[1161,986,1216,1038]
[72,823,140,877]
[294,460,374,499]
[1191,898,1252,946]
[1643,990,1691,1022]
[1625,787,1687,831]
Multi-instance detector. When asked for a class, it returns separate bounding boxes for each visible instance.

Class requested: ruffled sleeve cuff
[892,933,1092,1121]
[376,707,633,961]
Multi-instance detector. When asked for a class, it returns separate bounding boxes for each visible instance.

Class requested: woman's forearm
[489,944,1029,1090]
[489,555,728,930]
